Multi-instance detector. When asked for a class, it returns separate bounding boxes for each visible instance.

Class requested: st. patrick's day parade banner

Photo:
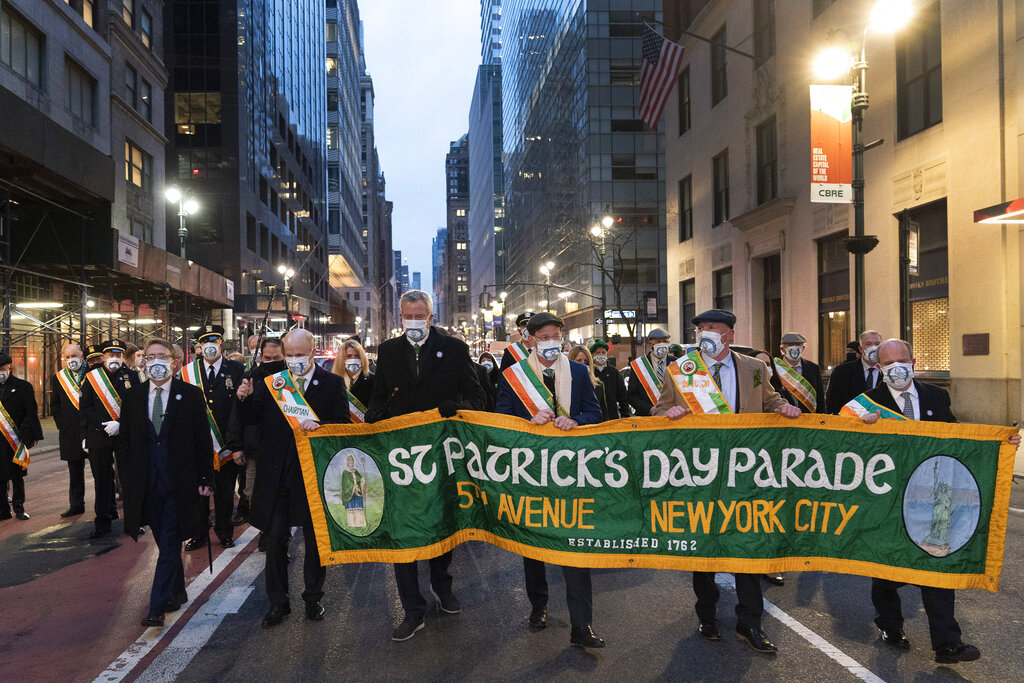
[294,411,1016,591]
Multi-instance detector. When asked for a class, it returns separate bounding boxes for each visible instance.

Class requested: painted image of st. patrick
[342,455,367,528]
[323,447,385,537]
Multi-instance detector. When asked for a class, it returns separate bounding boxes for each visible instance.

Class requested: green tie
[152,386,164,432]
[712,363,723,388]
[296,376,306,396]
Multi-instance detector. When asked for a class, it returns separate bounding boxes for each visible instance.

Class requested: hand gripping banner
[293,412,1016,591]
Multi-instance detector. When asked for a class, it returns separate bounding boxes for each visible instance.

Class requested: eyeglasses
[145,353,173,361]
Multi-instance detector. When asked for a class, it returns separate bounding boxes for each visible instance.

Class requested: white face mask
[0,370,8,383]
[863,345,880,364]
[286,355,311,376]
[105,357,123,371]
[202,342,220,360]
[66,358,83,372]
[764,363,774,379]
[785,346,803,362]
[593,354,608,366]
[481,360,494,371]
[520,328,530,340]
[146,358,172,381]
[344,359,361,374]
[404,318,428,342]
[881,361,914,390]
[698,331,725,357]
[536,339,561,361]
[652,342,670,359]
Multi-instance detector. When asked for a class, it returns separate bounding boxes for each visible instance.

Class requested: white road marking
[1009,507,1024,515]
[716,574,886,683]
[93,526,260,683]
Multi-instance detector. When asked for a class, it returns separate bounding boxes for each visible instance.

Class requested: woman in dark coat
[333,338,375,418]
[0,351,44,520]
[478,352,500,411]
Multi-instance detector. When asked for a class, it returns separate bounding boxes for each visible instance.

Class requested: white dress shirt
[148,380,173,426]
[406,327,430,352]
[702,351,737,411]
[203,356,223,383]
[887,381,920,420]
[862,358,879,388]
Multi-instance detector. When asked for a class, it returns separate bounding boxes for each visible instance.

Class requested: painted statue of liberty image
[923,460,954,551]
[343,454,368,528]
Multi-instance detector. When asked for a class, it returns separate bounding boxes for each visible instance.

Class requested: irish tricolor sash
[773,359,816,412]
[348,390,366,424]
[666,351,734,415]
[85,369,122,420]
[56,368,82,411]
[502,360,570,418]
[180,359,230,470]
[840,393,908,421]
[506,341,529,363]
[265,370,321,424]
[629,355,663,405]
[0,399,30,469]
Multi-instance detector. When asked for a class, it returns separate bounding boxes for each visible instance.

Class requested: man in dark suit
[0,351,43,520]
[119,339,213,627]
[856,338,1021,664]
[652,309,800,655]
[626,327,672,416]
[183,324,245,550]
[774,332,825,413]
[589,339,630,419]
[51,343,88,517]
[79,339,141,538]
[496,312,605,649]
[235,328,349,628]
[366,289,485,641]
[825,329,883,414]
[498,313,532,373]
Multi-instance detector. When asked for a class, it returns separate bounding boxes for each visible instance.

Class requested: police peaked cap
[196,324,225,342]
[102,339,127,353]
[85,344,104,359]
[515,313,532,327]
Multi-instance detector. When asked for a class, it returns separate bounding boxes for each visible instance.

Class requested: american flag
[639,23,686,128]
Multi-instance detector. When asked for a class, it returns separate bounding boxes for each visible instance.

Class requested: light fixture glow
[814,46,851,79]
[164,185,182,203]
[183,197,200,214]
[869,0,913,33]
[601,215,614,228]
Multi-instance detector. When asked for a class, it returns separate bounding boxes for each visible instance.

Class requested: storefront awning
[973,198,1024,223]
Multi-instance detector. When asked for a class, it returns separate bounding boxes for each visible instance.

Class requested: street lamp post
[590,214,613,337]
[278,264,295,327]
[164,185,199,260]
[539,261,555,314]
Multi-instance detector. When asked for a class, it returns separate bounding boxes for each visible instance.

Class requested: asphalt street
[3,433,1024,682]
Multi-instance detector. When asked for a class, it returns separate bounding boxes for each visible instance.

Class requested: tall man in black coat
[856,338,1021,664]
[50,343,88,517]
[0,351,43,520]
[183,324,245,550]
[119,339,214,627]
[236,328,349,628]
[589,339,631,418]
[79,339,141,537]
[824,329,882,414]
[366,289,485,642]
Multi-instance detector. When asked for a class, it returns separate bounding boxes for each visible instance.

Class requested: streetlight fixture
[590,216,612,337]
[165,185,199,260]
[815,0,913,336]
[539,261,555,313]
[278,263,295,327]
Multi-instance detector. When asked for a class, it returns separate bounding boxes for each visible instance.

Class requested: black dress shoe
[879,628,911,650]
[392,616,425,641]
[15,511,30,520]
[763,573,785,586]
[528,606,548,629]
[698,619,722,641]
[429,585,461,614]
[0,512,11,521]
[141,610,165,628]
[61,508,85,518]
[305,601,325,621]
[261,603,291,629]
[184,537,207,551]
[736,627,778,654]
[231,513,247,527]
[164,591,188,613]
[935,642,980,663]
[219,537,235,548]
[570,625,606,648]
[88,526,110,539]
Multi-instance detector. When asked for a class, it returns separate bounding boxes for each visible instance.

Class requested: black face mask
[260,360,286,376]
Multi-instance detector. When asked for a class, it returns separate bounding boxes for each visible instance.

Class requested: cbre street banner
[294,411,1016,591]
[810,84,854,204]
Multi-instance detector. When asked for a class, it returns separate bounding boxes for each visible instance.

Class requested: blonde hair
[226,351,246,363]
[333,338,369,388]
[569,345,601,387]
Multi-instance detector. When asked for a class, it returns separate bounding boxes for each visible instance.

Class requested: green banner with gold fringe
[294,412,1016,591]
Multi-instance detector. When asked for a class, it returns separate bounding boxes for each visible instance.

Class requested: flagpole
[640,15,756,61]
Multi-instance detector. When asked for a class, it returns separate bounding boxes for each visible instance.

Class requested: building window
[906,199,949,371]
[246,213,257,252]
[710,25,727,106]
[753,0,775,67]
[812,0,836,18]
[712,149,729,226]
[140,79,152,121]
[713,268,733,311]
[125,63,137,109]
[817,232,850,371]
[896,1,942,140]
[327,164,339,191]
[678,175,692,242]
[679,279,696,344]
[122,0,134,27]
[125,139,152,190]
[677,67,690,136]
[326,57,338,77]
[140,9,152,48]
[326,21,337,42]
[756,116,777,204]
[456,209,466,216]
[327,125,339,150]
[1,7,43,88]
[66,60,95,126]
[456,242,467,250]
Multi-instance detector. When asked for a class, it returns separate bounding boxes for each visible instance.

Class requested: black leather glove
[438,400,459,418]
[364,410,382,424]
